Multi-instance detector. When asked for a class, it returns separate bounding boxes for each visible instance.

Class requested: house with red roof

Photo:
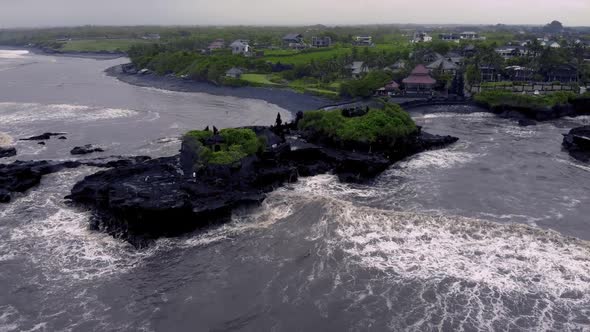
[402,65,436,94]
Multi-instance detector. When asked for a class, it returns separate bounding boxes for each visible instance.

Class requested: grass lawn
[60,39,150,52]
[240,74,280,86]
[262,47,352,65]
[262,42,411,65]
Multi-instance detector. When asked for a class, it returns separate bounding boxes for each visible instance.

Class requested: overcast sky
[1,0,588,28]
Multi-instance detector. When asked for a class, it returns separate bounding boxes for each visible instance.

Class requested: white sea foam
[263,177,590,330]
[0,50,29,59]
[0,102,138,125]
[321,201,590,329]
[0,132,13,146]
[0,168,155,282]
[414,112,495,120]
[393,143,482,172]
[179,192,298,248]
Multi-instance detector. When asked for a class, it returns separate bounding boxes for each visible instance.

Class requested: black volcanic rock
[21,132,65,141]
[518,119,537,127]
[0,147,17,159]
[563,126,590,162]
[67,126,458,247]
[71,145,105,155]
[58,136,67,140]
[0,156,150,204]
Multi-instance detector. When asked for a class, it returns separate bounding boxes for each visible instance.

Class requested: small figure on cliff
[204,126,209,132]
[213,126,219,135]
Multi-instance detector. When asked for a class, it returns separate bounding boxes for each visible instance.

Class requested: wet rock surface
[71,145,105,155]
[0,147,16,159]
[0,156,150,204]
[20,132,66,141]
[563,126,590,162]
[67,125,458,247]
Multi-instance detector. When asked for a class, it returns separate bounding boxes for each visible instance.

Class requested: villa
[402,65,436,94]
[426,58,459,75]
[230,40,251,55]
[311,36,332,48]
[412,32,433,43]
[353,36,374,47]
[283,33,305,49]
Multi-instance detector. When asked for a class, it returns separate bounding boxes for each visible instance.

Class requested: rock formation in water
[71,145,105,155]
[20,133,66,141]
[67,114,458,247]
[563,126,590,162]
[0,157,150,204]
[0,147,17,159]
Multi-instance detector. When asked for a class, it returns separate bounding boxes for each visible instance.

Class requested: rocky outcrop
[71,145,104,155]
[67,126,458,247]
[0,147,16,159]
[563,126,590,162]
[0,156,150,204]
[20,133,66,141]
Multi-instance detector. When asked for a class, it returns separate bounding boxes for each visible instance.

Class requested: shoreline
[105,64,337,113]
[0,45,125,60]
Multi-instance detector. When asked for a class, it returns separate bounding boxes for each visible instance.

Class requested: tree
[465,64,481,85]
[544,20,564,33]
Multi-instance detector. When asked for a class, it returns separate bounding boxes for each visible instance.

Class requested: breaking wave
[264,181,590,331]
[0,102,139,125]
[0,168,155,282]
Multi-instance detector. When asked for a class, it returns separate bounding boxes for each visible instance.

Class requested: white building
[412,32,433,43]
[460,32,486,41]
[230,40,251,55]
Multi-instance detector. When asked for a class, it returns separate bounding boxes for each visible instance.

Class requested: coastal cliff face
[563,126,590,162]
[67,122,458,247]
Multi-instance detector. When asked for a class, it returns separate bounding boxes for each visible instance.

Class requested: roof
[230,40,249,47]
[384,81,400,89]
[283,33,303,40]
[403,65,436,85]
[410,64,430,75]
[426,58,458,71]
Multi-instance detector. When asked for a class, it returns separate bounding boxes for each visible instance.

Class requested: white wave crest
[0,168,154,282]
[0,102,138,125]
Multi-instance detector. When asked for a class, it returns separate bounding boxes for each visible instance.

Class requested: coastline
[105,64,336,113]
[0,45,125,60]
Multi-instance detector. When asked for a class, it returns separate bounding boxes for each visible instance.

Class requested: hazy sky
[1,0,589,28]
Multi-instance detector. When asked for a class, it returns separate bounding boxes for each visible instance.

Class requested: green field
[240,74,280,86]
[60,39,150,52]
[262,47,352,65]
[261,42,410,65]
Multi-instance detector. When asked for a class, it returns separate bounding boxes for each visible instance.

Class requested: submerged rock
[0,147,17,159]
[563,126,590,162]
[71,145,105,155]
[518,119,537,127]
[67,126,458,247]
[20,132,65,141]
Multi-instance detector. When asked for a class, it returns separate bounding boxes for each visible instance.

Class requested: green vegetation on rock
[183,128,264,165]
[474,90,577,109]
[298,103,417,145]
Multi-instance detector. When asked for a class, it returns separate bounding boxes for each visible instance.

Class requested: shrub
[474,90,577,109]
[340,71,392,98]
[182,128,264,166]
[298,103,417,146]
